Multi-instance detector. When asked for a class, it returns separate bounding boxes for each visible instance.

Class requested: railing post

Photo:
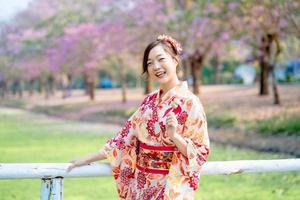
[40,178,51,200]
[51,177,64,200]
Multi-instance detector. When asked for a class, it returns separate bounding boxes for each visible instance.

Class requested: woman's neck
[159,78,181,97]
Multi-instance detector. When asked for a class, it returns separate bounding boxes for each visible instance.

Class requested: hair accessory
[157,34,183,54]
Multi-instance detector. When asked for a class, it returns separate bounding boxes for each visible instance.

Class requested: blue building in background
[284,60,300,81]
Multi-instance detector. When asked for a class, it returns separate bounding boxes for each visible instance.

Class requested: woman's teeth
[156,72,166,78]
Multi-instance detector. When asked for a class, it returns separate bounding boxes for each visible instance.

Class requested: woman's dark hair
[142,39,181,76]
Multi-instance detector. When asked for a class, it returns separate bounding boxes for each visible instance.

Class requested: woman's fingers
[66,164,74,173]
[167,119,176,125]
[167,113,174,121]
[66,159,78,172]
[166,113,178,127]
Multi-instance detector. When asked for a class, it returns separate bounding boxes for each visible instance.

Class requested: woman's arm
[66,149,106,172]
[166,112,188,157]
[170,133,188,157]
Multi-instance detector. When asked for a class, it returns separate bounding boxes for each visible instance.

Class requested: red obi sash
[136,141,176,175]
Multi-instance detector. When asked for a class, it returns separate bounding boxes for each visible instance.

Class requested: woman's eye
[159,58,164,61]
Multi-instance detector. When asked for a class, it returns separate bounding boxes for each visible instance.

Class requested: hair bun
[157,34,183,54]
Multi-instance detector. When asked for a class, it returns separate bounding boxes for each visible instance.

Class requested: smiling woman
[146,46,179,88]
[66,34,210,200]
[143,34,183,94]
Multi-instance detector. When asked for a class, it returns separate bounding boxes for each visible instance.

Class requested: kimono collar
[156,80,189,103]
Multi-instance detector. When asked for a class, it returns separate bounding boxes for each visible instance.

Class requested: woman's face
[147,45,178,84]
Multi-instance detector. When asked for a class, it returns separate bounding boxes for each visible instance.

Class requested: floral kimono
[100,81,210,200]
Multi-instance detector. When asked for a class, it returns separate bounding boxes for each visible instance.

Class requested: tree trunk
[12,80,22,98]
[28,79,35,97]
[259,35,271,95]
[88,81,95,101]
[0,80,7,98]
[49,75,55,96]
[259,61,269,95]
[67,74,72,97]
[190,49,205,96]
[38,77,45,95]
[83,73,89,95]
[45,80,50,99]
[18,81,23,98]
[182,58,188,81]
[62,74,72,99]
[270,65,280,105]
[37,78,41,94]
[85,70,97,101]
[191,59,201,96]
[45,75,55,99]
[212,55,221,84]
[270,33,281,105]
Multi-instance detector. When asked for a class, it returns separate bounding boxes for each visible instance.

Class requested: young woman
[66,34,210,200]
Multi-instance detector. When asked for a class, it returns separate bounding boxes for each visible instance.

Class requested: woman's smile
[155,71,167,78]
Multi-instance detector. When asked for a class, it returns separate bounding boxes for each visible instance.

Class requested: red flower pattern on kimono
[100,81,210,200]
[146,119,157,137]
[177,111,188,125]
[137,171,147,189]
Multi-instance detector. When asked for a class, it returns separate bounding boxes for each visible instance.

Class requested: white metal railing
[1,159,300,199]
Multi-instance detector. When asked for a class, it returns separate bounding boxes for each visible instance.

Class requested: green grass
[251,114,300,136]
[31,104,86,116]
[0,107,299,200]
[207,111,237,128]
[103,107,136,118]
[208,111,300,137]
[0,99,26,109]
[73,107,137,123]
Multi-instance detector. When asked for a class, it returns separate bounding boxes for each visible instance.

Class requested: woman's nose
[153,62,161,70]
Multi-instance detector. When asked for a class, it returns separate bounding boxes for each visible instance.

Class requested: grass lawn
[0,107,299,200]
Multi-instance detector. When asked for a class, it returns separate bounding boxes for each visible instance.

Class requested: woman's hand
[166,112,179,140]
[66,158,88,173]
[166,112,188,156]
[66,159,79,173]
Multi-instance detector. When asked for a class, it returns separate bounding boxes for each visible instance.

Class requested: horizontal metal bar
[1,159,300,180]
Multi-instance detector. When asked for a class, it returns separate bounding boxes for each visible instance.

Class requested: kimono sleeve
[183,97,210,172]
[100,108,140,168]
[98,97,147,199]
[97,108,140,199]
[165,97,210,196]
